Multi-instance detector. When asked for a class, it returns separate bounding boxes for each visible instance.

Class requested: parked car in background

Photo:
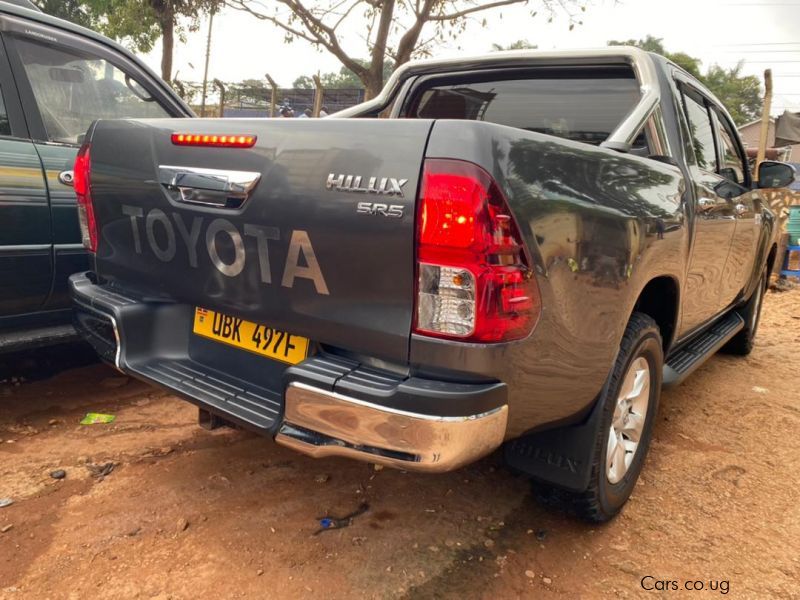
[0,0,191,352]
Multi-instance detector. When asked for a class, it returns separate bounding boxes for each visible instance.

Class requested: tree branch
[230,0,369,79]
[233,3,324,47]
[394,0,435,65]
[276,0,370,78]
[429,0,528,21]
[332,0,362,30]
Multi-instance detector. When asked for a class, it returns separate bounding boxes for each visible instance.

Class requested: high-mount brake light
[414,159,541,343]
[171,133,257,148]
[73,143,97,253]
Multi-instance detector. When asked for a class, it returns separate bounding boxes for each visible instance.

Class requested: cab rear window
[404,67,641,146]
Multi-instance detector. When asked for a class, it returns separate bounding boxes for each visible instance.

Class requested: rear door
[677,83,738,335]
[1,16,181,311]
[0,31,51,317]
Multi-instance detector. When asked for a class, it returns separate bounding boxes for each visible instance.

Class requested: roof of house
[738,117,775,131]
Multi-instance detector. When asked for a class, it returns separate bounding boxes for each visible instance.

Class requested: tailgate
[88,118,433,363]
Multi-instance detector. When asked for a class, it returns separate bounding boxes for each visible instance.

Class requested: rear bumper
[277,382,507,472]
[69,272,508,472]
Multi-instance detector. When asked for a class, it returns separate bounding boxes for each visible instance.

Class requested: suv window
[405,68,642,146]
[712,109,747,185]
[0,86,9,136]
[15,38,169,144]
[681,90,717,172]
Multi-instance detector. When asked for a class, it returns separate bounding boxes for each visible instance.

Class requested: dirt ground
[1,290,799,600]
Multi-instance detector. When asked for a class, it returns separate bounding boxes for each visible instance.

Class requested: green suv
[0,0,191,352]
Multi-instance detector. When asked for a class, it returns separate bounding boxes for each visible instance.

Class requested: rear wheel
[722,268,767,356]
[540,313,663,522]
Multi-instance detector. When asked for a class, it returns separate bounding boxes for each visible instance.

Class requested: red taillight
[414,159,540,343]
[73,143,97,253]
[171,133,256,148]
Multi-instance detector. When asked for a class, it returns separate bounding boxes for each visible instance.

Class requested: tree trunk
[363,0,394,101]
[363,74,383,101]
[396,0,436,66]
[159,14,174,83]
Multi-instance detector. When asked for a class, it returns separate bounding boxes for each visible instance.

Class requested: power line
[721,3,800,6]
[715,49,800,53]
[715,42,800,46]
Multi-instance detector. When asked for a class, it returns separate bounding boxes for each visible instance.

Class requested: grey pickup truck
[69,48,793,521]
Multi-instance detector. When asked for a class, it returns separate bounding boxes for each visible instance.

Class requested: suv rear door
[1,15,186,310]
[0,28,51,318]
[676,81,738,335]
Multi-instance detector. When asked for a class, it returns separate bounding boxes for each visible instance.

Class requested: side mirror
[757,161,796,189]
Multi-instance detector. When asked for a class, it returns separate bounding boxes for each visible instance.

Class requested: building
[738,117,800,162]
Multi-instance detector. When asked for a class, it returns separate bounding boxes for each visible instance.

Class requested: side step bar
[0,323,80,353]
[663,312,744,388]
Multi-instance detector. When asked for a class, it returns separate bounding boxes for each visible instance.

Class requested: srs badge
[356,202,404,218]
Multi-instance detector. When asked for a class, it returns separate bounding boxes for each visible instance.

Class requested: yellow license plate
[192,307,309,365]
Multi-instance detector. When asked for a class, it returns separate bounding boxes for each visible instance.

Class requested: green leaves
[491,40,537,51]
[607,36,762,125]
[293,59,395,90]
[703,62,762,125]
[37,0,221,81]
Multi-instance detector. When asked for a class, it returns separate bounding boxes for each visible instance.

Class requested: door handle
[59,170,74,186]
[158,165,261,208]
[734,203,748,215]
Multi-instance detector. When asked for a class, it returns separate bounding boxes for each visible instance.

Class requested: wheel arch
[766,242,778,277]
[632,275,679,353]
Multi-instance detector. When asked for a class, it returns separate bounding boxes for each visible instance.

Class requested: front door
[711,107,760,307]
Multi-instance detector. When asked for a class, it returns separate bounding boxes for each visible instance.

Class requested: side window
[681,90,717,172]
[0,86,10,136]
[712,109,747,185]
[14,37,170,144]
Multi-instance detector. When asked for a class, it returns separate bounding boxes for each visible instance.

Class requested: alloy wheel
[606,356,650,484]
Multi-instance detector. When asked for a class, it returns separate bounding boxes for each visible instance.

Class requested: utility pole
[755,69,773,182]
[265,74,277,117]
[213,79,226,118]
[312,73,324,117]
[200,8,216,118]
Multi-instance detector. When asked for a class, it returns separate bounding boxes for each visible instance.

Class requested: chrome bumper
[275,382,508,473]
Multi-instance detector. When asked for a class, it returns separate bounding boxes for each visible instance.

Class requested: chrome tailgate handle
[158,165,261,208]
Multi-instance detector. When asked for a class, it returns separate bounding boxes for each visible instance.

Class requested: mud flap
[503,386,607,493]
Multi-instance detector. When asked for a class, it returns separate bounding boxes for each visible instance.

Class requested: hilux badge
[326,173,408,197]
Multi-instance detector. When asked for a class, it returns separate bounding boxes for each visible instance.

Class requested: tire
[540,313,663,522]
[722,268,767,356]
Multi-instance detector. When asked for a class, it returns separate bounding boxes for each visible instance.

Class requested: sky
[139,0,800,116]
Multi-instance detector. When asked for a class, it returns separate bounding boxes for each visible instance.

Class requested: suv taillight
[414,159,540,343]
[73,143,97,253]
